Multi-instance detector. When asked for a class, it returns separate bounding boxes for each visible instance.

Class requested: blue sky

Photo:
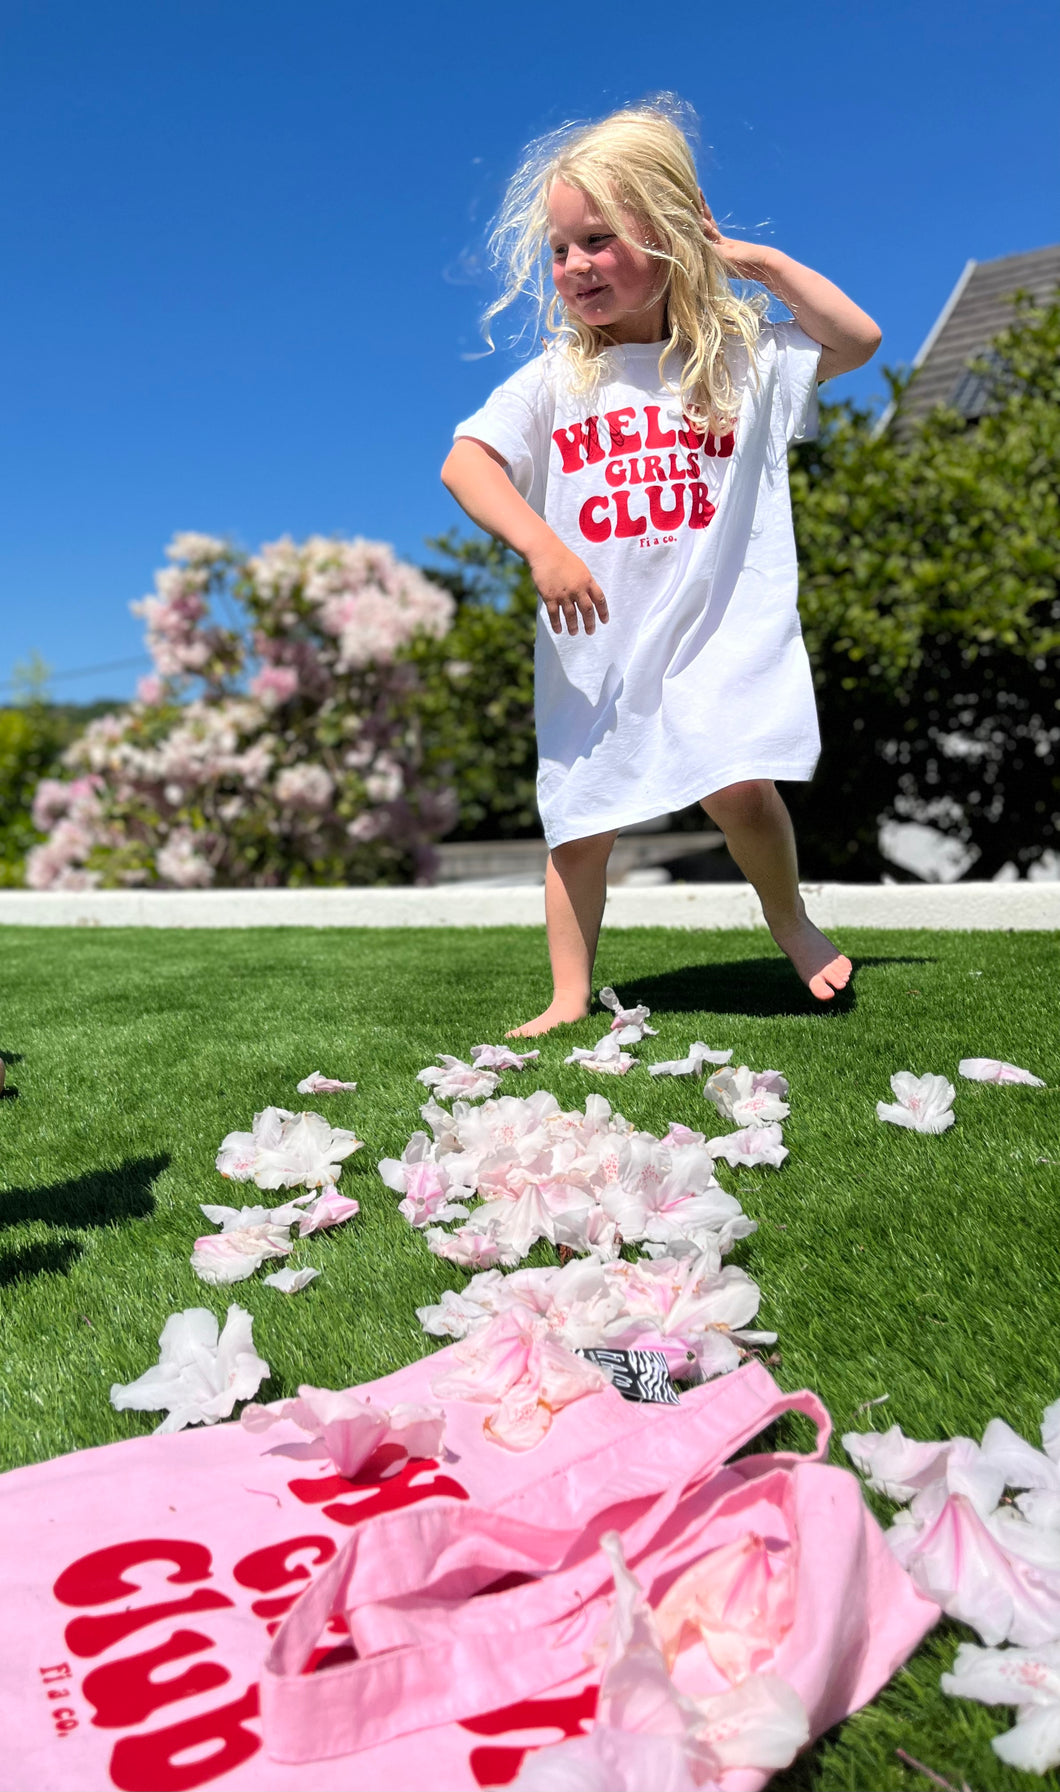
[2,0,1057,704]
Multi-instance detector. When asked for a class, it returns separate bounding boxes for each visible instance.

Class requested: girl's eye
[588,235,612,246]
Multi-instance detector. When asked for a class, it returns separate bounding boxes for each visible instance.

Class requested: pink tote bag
[0,1352,936,1792]
[258,1381,936,1784]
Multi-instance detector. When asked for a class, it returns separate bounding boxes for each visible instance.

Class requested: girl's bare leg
[507,829,618,1037]
[701,780,851,1000]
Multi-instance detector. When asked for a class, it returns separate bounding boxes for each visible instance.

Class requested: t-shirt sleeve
[452,360,553,512]
[769,318,823,445]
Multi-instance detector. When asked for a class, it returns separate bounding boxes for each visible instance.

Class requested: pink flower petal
[959,1058,1045,1087]
[296,1187,360,1235]
[471,1043,541,1071]
[296,1071,358,1094]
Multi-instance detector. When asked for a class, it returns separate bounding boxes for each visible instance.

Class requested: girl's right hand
[527,542,610,636]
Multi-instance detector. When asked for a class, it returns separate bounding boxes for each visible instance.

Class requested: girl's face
[547,179,667,344]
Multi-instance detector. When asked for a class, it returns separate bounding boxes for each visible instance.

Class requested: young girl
[441,100,881,1038]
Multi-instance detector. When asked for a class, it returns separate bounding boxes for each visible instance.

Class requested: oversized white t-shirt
[453,320,823,849]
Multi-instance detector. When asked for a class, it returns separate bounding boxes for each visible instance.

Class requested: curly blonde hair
[483,96,769,434]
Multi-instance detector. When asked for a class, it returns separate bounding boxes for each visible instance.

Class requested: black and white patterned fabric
[578,1347,680,1405]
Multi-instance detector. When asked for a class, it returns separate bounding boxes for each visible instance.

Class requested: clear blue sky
[2,0,1057,703]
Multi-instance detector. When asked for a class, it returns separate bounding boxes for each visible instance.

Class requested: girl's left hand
[698,190,773,281]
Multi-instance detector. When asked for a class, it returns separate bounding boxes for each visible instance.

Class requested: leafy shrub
[787,290,1060,879]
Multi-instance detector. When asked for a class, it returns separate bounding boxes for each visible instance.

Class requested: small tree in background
[786,290,1060,879]
[414,533,539,840]
[27,533,456,889]
[0,658,122,887]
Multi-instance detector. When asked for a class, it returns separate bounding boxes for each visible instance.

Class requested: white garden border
[0,883,1056,929]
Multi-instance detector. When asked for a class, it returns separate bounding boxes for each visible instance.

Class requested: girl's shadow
[619,955,934,1021]
[0,1051,23,1100]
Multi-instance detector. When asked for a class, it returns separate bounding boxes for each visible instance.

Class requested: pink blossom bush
[27,532,457,889]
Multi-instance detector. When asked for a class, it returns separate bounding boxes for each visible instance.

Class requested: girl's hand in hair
[527,540,609,637]
[697,196,880,372]
[698,190,775,283]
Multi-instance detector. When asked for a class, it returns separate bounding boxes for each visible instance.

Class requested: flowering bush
[27,532,457,889]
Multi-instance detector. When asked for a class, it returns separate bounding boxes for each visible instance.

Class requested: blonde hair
[483,97,768,434]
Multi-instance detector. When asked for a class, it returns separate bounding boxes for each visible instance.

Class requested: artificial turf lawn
[1,921,1058,1790]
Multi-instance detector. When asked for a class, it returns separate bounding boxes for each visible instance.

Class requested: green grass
[1,922,1059,1791]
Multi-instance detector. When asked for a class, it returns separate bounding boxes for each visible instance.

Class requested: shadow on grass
[0,1050,23,1100]
[0,1237,85,1287]
[614,956,936,1020]
[0,1155,168,1229]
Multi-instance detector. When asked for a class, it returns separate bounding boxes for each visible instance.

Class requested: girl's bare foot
[768,914,852,1001]
[506,998,589,1039]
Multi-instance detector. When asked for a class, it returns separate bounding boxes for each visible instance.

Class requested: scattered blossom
[431,1306,610,1450]
[418,1248,772,1385]
[378,1151,470,1227]
[263,1266,321,1293]
[649,1043,733,1078]
[424,1225,507,1269]
[396,1090,764,1347]
[598,986,658,1044]
[296,1187,361,1234]
[942,1642,1060,1775]
[296,1071,358,1094]
[216,1106,362,1188]
[959,1059,1045,1087]
[243,1384,445,1477]
[110,1305,269,1433]
[416,1056,501,1101]
[566,1035,638,1075]
[704,1066,790,1129]
[844,1396,1060,1648]
[190,1224,292,1285]
[705,1124,789,1170]
[876,1072,956,1134]
[511,1533,807,1789]
[470,1043,541,1071]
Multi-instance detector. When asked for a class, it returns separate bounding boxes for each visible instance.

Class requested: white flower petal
[190,1225,292,1285]
[959,1058,1045,1087]
[705,1123,788,1169]
[416,1056,501,1101]
[216,1106,362,1188]
[876,1071,955,1134]
[649,1043,732,1078]
[263,1266,321,1293]
[566,1035,638,1075]
[470,1043,540,1071]
[110,1304,269,1432]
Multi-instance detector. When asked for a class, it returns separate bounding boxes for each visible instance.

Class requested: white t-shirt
[453,320,823,849]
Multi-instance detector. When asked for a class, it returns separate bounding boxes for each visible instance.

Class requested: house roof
[874,244,1060,438]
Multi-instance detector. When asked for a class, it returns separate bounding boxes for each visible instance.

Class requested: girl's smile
[547,179,668,345]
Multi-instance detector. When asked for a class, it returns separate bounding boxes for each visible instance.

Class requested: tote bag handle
[260,1373,829,1763]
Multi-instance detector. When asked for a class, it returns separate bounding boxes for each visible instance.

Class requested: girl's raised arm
[441,437,609,637]
[699,199,882,383]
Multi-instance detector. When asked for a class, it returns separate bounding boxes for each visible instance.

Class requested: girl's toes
[809,954,852,1000]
